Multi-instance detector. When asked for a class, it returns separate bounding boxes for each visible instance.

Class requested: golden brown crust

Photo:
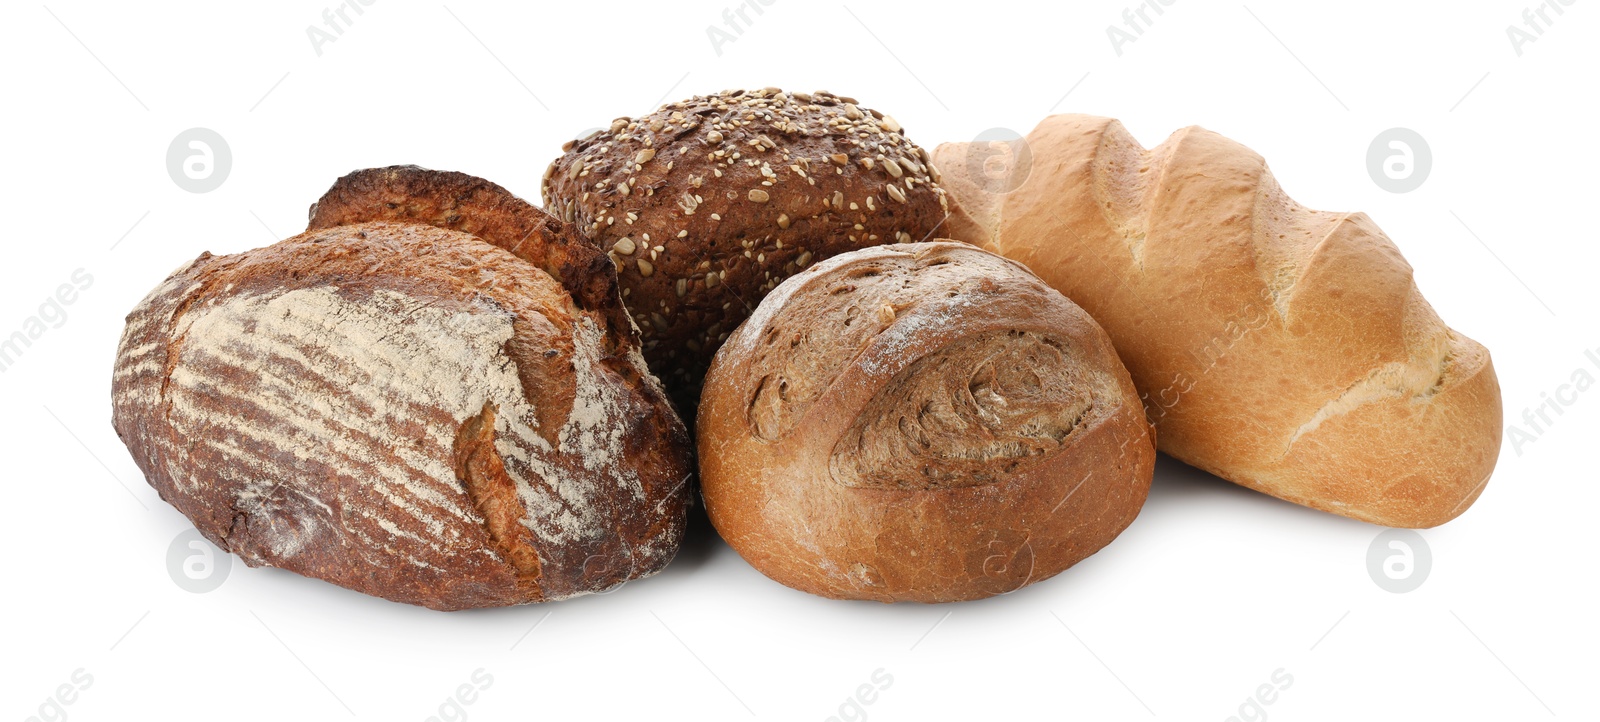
[541,88,960,412]
[928,139,1019,252]
[697,242,1154,602]
[940,115,1502,528]
[112,222,692,609]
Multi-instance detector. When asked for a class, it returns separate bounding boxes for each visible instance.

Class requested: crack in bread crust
[830,330,1115,490]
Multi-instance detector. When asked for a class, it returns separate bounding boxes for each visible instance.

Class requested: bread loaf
[933,115,1502,528]
[307,165,637,343]
[111,222,692,609]
[541,88,955,413]
[697,242,1155,602]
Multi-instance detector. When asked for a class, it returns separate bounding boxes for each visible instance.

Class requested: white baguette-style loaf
[932,115,1502,528]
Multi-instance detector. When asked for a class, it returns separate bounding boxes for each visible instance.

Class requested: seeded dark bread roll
[541,88,957,411]
[933,115,1502,527]
[111,222,692,610]
[697,242,1155,602]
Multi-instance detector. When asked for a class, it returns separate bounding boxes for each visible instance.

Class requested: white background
[2,1,1595,720]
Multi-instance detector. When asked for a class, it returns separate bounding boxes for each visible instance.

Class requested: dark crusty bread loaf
[111,222,692,609]
[697,242,1155,602]
[307,165,637,346]
[541,88,956,413]
[933,115,1502,527]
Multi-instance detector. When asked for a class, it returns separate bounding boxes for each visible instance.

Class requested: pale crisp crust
[112,222,692,609]
[935,116,1502,528]
[698,242,1155,602]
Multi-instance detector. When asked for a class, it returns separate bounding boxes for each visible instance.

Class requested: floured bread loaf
[111,222,692,609]
[697,242,1155,602]
[933,115,1502,527]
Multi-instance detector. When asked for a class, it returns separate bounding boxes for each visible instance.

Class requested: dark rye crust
[307,165,637,353]
[112,223,692,610]
[542,87,957,412]
[697,242,1156,602]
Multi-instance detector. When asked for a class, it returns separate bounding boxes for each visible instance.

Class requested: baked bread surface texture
[542,87,959,412]
[307,164,638,345]
[698,241,1155,602]
[112,222,691,609]
[932,115,1502,528]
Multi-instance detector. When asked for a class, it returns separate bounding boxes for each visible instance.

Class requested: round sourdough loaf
[111,222,692,610]
[541,88,955,412]
[697,242,1155,602]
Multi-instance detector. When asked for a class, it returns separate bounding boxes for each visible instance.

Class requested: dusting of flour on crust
[157,286,624,570]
